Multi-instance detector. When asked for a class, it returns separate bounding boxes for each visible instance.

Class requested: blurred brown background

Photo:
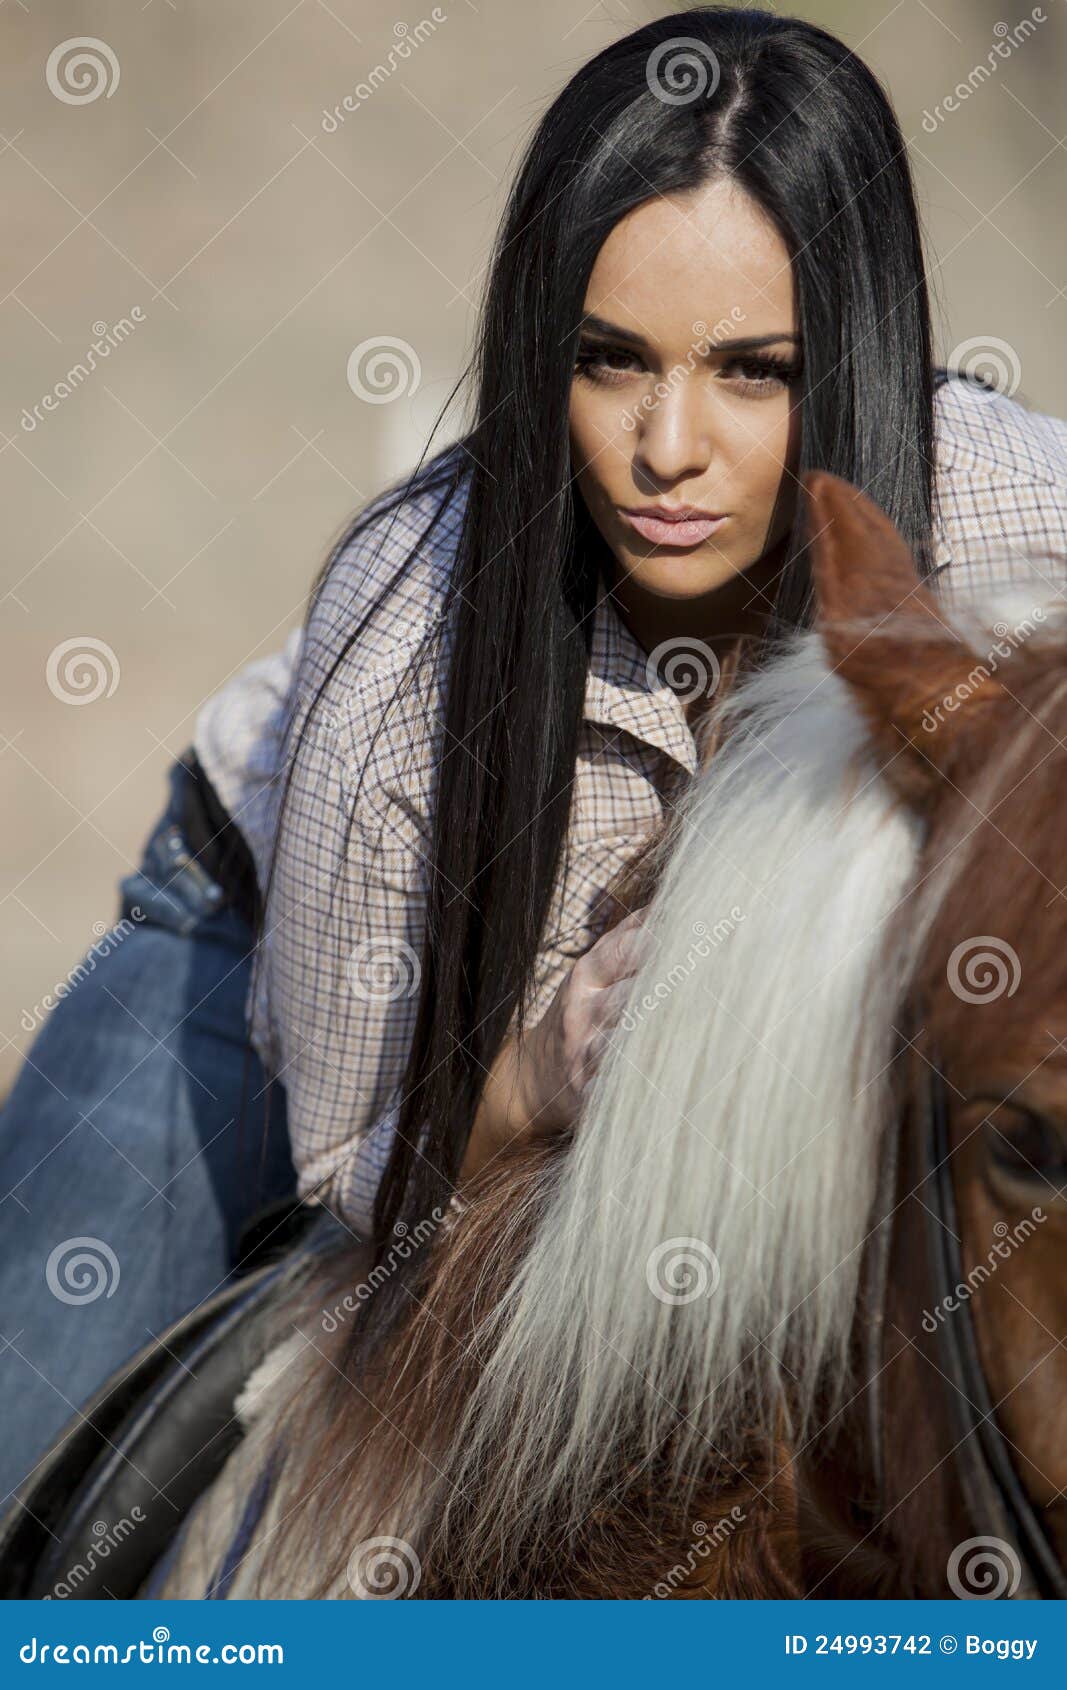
[2,0,1065,1088]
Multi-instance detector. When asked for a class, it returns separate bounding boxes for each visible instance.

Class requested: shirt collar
[581,520,956,779]
[582,584,698,779]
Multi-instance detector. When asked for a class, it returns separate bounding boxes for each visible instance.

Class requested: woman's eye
[572,345,802,394]
[573,344,642,384]
[720,356,799,394]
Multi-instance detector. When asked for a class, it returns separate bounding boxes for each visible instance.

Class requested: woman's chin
[618,548,744,601]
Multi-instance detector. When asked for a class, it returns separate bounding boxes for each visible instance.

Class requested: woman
[1,5,1065,1510]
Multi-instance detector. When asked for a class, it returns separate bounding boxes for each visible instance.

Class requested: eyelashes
[728,353,802,392]
[573,340,802,395]
[573,343,643,384]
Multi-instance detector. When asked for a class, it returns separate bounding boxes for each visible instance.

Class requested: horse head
[803,471,1067,1600]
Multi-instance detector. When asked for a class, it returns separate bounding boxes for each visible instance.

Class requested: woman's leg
[0,758,295,1505]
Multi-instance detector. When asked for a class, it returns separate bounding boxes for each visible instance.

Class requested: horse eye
[986,1109,1067,1184]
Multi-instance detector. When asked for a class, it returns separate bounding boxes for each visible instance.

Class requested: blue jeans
[0,760,296,1505]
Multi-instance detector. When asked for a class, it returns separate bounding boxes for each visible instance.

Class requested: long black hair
[255,7,944,1350]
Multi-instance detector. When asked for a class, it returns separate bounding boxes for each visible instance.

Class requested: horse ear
[803,470,1006,805]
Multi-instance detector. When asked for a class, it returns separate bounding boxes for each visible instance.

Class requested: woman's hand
[462,908,652,1181]
[517,907,653,1134]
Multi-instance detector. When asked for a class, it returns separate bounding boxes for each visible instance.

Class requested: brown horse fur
[218,470,1066,1599]
[800,472,1067,1596]
[256,1141,809,1598]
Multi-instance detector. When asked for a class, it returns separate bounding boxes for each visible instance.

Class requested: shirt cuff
[337,1105,401,1236]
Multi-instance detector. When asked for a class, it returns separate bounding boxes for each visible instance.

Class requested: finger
[584,983,636,1068]
[591,975,641,1043]
[584,909,653,987]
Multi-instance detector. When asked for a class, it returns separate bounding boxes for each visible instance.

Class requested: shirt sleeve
[343,1105,401,1234]
[252,505,450,1234]
[932,384,1067,607]
[193,625,305,900]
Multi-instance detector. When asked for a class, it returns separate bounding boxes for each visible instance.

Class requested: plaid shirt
[195,380,1067,1231]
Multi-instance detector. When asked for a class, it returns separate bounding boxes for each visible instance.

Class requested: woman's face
[569,176,802,609]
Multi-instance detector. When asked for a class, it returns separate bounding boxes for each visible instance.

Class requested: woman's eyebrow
[578,314,800,353]
[712,332,801,351]
[579,314,647,346]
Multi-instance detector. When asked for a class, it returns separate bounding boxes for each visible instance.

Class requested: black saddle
[0,1202,333,1599]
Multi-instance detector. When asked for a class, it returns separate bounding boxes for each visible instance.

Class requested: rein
[918,1057,1067,1600]
[864,1034,1067,1599]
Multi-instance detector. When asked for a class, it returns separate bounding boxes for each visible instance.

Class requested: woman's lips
[619,509,728,547]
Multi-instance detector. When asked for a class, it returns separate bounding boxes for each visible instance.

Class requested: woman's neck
[607,535,788,664]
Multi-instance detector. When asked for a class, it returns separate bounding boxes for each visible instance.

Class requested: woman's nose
[631,384,715,485]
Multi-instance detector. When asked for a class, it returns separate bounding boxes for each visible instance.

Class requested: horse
[140,470,1067,1599]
